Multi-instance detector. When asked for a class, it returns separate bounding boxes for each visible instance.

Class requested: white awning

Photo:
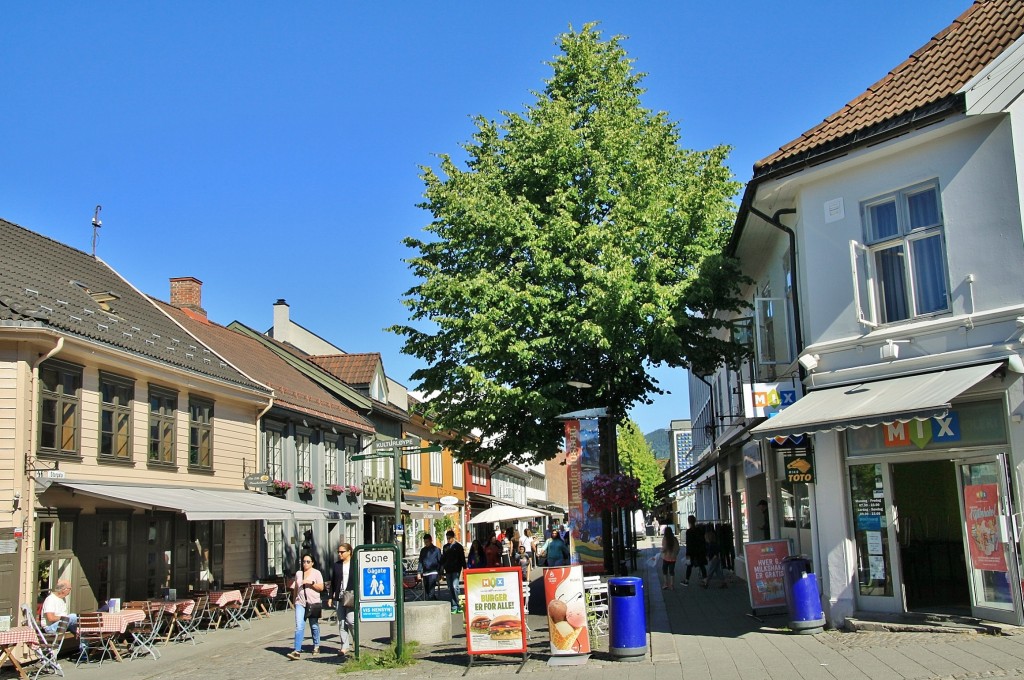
[749,363,1001,441]
[468,504,543,525]
[40,481,338,521]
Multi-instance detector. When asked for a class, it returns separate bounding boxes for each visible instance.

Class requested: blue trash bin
[608,576,646,661]
[781,556,825,634]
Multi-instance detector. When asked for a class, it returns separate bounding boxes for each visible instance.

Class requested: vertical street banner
[543,565,591,658]
[565,418,603,573]
[743,539,792,610]
[463,567,526,655]
[964,484,1007,572]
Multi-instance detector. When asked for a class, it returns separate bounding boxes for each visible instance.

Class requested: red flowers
[582,473,640,513]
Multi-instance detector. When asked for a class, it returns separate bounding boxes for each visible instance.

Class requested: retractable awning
[749,362,1002,441]
[40,481,338,521]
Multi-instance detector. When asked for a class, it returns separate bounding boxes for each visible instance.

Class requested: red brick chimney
[169,277,206,317]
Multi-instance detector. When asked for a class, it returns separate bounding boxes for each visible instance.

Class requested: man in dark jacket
[418,534,443,600]
[441,530,467,612]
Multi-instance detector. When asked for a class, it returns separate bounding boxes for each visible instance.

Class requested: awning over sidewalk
[363,500,447,517]
[749,362,1002,440]
[40,480,338,521]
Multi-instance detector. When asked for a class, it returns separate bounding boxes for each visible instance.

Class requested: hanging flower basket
[581,473,640,514]
[298,481,315,494]
[271,479,292,494]
[327,484,346,495]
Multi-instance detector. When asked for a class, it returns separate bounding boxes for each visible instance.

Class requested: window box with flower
[327,484,346,495]
[581,473,640,514]
[345,485,362,497]
[298,480,315,494]
[271,480,292,495]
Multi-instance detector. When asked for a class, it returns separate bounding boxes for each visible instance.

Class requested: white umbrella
[468,504,542,525]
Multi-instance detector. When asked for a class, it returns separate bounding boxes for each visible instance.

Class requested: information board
[358,549,395,601]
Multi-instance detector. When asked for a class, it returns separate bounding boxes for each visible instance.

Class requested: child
[518,545,531,581]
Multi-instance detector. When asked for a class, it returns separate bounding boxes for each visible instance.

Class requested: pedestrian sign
[358,549,395,601]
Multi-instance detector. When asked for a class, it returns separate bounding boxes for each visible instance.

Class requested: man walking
[418,533,443,600]
[441,530,466,613]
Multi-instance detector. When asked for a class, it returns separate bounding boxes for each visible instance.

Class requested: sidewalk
[43,544,1024,680]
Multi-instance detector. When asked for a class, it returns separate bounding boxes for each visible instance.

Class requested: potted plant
[327,484,346,495]
[345,484,362,497]
[271,479,292,494]
[298,480,315,494]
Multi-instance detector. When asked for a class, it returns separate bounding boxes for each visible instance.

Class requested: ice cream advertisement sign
[743,539,792,610]
[463,568,526,655]
[543,565,591,658]
[964,484,1007,573]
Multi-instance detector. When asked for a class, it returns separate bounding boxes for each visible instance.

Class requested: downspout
[748,207,803,357]
[24,337,64,611]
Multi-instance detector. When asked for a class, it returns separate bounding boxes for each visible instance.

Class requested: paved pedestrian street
[47,545,1024,680]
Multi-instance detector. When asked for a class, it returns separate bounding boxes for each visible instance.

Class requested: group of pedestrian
[659,515,732,590]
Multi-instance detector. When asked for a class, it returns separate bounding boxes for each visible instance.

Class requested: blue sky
[1,1,969,435]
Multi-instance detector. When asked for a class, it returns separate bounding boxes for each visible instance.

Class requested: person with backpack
[418,533,444,600]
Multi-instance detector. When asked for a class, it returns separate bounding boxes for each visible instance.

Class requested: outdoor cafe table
[148,599,196,642]
[205,590,242,628]
[250,583,278,618]
[0,626,38,679]
[97,609,147,661]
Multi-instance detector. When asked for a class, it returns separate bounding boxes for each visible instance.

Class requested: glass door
[956,454,1022,625]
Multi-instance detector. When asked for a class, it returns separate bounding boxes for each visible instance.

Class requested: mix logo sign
[745,382,801,419]
[480,577,505,588]
[883,413,960,449]
[752,388,797,410]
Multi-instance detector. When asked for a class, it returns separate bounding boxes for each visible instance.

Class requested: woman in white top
[521,529,535,571]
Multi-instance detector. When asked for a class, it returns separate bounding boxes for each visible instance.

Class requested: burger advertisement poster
[543,565,591,656]
[463,568,526,654]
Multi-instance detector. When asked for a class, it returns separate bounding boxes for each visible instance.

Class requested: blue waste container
[608,576,646,661]
[781,556,825,634]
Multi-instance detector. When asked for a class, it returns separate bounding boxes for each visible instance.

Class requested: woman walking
[288,552,324,660]
[467,539,487,569]
[327,543,355,658]
[660,527,681,589]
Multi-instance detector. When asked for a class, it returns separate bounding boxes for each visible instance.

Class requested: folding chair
[75,613,114,667]
[583,577,609,636]
[127,603,164,660]
[221,586,255,630]
[402,573,424,602]
[172,595,207,645]
[21,603,67,679]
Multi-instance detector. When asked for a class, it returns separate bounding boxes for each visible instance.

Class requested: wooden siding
[223,521,256,584]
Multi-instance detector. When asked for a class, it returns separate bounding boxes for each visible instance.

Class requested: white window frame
[430,450,443,485]
[404,451,422,482]
[851,181,950,326]
[452,459,463,488]
[264,426,284,481]
[296,430,312,484]
[266,521,284,577]
[754,296,792,366]
[324,436,339,487]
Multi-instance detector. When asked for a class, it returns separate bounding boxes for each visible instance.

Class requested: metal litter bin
[781,556,825,634]
[608,576,646,661]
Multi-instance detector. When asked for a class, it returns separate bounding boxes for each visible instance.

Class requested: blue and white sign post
[351,544,403,660]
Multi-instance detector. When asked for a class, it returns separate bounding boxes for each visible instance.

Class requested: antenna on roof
[91,205,102,257]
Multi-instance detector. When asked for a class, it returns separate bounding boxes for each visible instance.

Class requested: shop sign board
[743,539,792,610]
[542,565,590,659]
[783,449,815,483]
[743,382,800,419]
[463,567,526,655]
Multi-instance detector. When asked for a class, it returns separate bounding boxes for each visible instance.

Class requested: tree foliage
[391,24,749,467]
[617,419,664,510]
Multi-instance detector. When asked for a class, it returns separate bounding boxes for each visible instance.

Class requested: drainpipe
[748,207,803,357]
[24,337,64,610]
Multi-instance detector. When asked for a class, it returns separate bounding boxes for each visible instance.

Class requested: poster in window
[963,484,1007,573]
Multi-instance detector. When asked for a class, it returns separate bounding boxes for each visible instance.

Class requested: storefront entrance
[892,460,969,612]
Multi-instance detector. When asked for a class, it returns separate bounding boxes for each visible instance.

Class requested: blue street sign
[359,602,396,622]
[361,565,393,599]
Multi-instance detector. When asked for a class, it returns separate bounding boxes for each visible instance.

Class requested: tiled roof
[308,353,382,386]
[157,301,375,433]
[756,0,1024,175]
[0,218,266,392]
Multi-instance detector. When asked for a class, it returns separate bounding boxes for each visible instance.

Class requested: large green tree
[617,419,663,510]
[392,24,748,467]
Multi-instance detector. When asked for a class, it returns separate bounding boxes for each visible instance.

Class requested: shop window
[848,463,893,596]
[266,522,284,577]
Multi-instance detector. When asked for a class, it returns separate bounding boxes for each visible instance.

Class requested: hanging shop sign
[783,449,815,483]
[743,381,801,419]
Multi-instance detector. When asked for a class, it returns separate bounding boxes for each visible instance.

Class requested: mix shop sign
[882,413,960,449]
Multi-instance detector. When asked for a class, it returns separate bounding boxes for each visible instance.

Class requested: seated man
[40,579,77,634]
